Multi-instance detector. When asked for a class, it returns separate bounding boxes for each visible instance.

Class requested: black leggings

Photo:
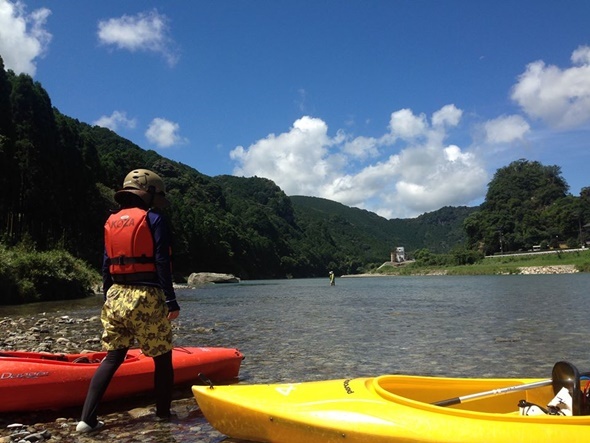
[80,349,173,426]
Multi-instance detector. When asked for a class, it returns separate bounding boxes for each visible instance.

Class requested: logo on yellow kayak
[276,384,296,396]
[343,379,354,394]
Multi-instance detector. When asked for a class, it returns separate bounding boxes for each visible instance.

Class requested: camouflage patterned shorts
[101,284,173,357]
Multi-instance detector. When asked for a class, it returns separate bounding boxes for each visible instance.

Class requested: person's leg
[131,286,174,418]
[153,350,174,418]
[78,348,128,428]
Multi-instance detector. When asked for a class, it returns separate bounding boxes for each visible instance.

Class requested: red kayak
[0,346,244,412]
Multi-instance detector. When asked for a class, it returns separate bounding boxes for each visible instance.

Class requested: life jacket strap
[111,272,158,284]
[108,255,155,265]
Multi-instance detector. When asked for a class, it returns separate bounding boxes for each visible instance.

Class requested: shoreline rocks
[342,265,580,278]
[517,265,578,275]
[0,315,102,354]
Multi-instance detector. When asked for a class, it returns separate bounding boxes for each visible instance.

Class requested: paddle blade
[432,397,461,407]
[552,361,581,415]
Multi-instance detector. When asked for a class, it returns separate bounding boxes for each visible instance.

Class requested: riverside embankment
[344,264,581,278]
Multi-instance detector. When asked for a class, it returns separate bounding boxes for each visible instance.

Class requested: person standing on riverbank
[77,169,180,433]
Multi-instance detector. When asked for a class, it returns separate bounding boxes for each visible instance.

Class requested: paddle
[433,362,588,408]
[432,379,552,407]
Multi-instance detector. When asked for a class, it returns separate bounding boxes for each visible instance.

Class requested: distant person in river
[329,271,335,286]
[77,169,180,433]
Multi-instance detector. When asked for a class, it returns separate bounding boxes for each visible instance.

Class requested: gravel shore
[0,313,234,443]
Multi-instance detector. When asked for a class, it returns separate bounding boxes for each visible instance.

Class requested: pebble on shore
[0,315,102,354]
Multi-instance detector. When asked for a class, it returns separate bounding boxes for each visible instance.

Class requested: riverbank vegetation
[463,159,590,255]
[0,243,100,305]
[375,249,590,276]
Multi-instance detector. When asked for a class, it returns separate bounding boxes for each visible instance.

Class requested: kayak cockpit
[0,351,140,364]
[372,375,554,414]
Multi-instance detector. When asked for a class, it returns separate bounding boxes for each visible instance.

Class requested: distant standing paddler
[329,271,335,286]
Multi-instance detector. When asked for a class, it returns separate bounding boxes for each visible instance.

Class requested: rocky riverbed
[517,264,578,274]
[0,313,239,443]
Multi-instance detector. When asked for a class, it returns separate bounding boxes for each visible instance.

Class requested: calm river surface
[2,273,590,441]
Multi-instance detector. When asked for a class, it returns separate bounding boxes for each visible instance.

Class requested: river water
[176,273,590,382]
[2,273,590,441]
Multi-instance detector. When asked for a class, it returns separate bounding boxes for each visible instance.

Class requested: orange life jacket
[104,207,156,278]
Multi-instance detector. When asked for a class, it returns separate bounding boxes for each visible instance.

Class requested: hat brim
[114,189,170,208]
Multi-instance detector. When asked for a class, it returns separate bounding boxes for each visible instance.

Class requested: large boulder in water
[187,272,240,286]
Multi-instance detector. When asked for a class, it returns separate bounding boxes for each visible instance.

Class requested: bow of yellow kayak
[192,374,590,443]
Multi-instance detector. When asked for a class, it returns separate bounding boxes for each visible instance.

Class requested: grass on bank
[374,249,590,276]
[0,244,101,305]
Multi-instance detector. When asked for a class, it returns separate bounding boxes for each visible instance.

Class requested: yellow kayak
[193,366,590,443]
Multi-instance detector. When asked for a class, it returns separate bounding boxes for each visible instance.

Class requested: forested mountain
[291,196,475,262]
[391,206,480,253]
[2,57,588,281]
[464,159,590,254]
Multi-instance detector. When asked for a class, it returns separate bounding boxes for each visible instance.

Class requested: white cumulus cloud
[342,135,380,160]
[231,107,489,219]
[93,110,137,132]
[145,117,186,148]
[432,104,463,128]
[484,115,530,144]
[0,0,51,75]
[97,9,179,66]
[388,108,428,140]
[511,45,590,129]
[231,116,342,197]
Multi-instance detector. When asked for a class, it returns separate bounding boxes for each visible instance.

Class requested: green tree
[541,195,583,248]
[0,56,16,240]
[466,159,569,254]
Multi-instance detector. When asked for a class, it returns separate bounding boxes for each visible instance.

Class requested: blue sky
[1,0,589,219]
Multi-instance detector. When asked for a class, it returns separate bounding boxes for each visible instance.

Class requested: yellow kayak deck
[193,374,590,443]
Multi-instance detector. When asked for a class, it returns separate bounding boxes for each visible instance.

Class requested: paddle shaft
[433,379,552,407]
